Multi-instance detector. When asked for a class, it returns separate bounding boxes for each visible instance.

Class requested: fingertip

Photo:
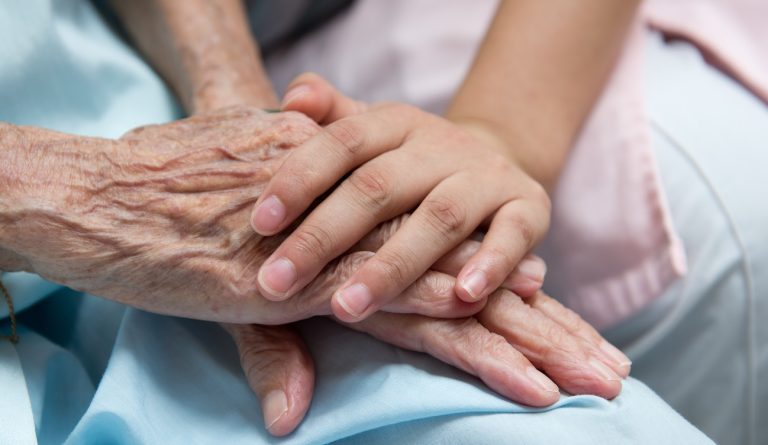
[501,256,546,297]
[588,377,623,400]
[561,359,624,400]
[263,389,290,436]
[524,367,562,406]
[599,341,632,378]
[263,384,314,437]
[485,365,560,408]
[257,258,297,302]
[286,72,326,91]
[516,256,547,283]
[331,283,374,322]
[281,76,334,123]
[506,277,542,298]
[251,195,287,235]
[617,362,632,379]
[456,269,489,303]
[281,84,313,110]
[233,324,314,437]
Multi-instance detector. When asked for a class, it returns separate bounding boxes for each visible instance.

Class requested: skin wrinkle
[383,272,482,318]
[0,108,356,323]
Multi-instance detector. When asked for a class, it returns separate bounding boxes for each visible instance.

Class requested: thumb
[222,323,315,436]
[281,72,368,124]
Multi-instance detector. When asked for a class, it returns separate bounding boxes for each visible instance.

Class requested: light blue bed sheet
[9,290,711,445]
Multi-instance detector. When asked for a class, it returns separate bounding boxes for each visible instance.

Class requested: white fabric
[0,341,37,445]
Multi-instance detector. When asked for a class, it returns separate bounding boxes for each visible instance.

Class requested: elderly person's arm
[110,0,276,113]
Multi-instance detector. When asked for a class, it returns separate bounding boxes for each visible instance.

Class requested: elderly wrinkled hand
[0,108,484,324]
[228,285,631,436]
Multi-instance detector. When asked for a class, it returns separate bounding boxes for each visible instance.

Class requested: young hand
[252,74,551,322]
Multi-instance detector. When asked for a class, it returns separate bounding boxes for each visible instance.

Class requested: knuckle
[376,102,425,129]
[284,285,319,319]
[324,118,365,156]
[420,272,453,298]
[378,101,413,113]
[529,181,552,214]
[274,112,321,142]
[346,167,393,211]
[475,331,511,356]
[551,300,587,333]
[290,223,337,263]
[276,168,315,199]
[485,245,520,271]
[422,196,468,239]
[392,102,420,117]
[487,153,516,175]
[237,327,296,364]
[538,323,579,361]
[403,272,454,310]
[370,248,418,285]
[560,310,586,333]
[477,289,524,324]
[425,318,476,359]
[241,344,299,382]
[437,319,510,372]
[438,318,479,344]
[335,251,371,276]
[454,320,507,353]
[229,278,260,304]
[241,350,279,380]
[507,214,537,249]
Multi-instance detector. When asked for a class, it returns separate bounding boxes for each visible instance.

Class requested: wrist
[112,0,278,114]
[0,124,114,274]
[449,115,563,192]
[0,124,35,271]
[189,56,278,113]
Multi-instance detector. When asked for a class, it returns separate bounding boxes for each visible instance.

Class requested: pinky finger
[434,240,547,298]
[339,313,560,407]
[455,200,549,302]
[526,293,632,377]
[501,255,547,298]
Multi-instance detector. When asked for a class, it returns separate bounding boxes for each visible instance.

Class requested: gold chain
[0,275,18,343]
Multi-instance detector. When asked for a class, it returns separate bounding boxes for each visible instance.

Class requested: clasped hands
[0,76,629,437]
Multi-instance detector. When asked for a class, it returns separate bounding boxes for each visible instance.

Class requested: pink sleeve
[537,22,686,329]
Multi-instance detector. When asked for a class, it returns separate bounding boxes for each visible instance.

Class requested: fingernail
[258,257,297,298]
[252,195,286,234]
[335,283,373,318]
[589,358,622,381]
[526,367,560,393]
[517,257,547,283]
[600,341,632,372]
[460,270,488,301]
[281,85,311,107]
[263,389,288,433]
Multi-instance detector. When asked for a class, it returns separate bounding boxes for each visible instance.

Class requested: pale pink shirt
[266,0,768,329]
